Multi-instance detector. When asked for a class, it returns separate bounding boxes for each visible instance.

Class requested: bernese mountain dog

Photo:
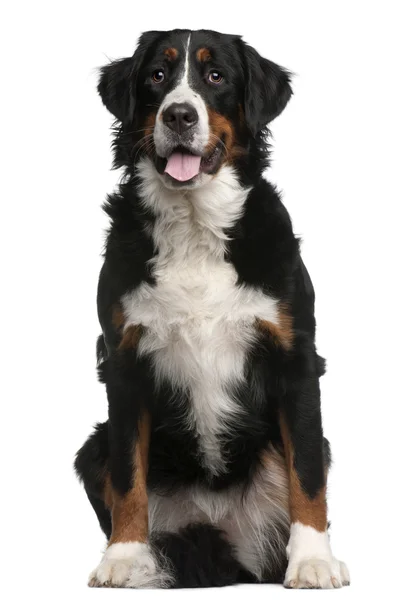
[74,28,350,589]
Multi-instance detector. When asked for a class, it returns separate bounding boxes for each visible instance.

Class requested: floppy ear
[98,57,134,123]
[242,43,293,135]
[98,31,163,124]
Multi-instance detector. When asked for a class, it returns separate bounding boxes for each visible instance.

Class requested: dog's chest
[122,184,279,475]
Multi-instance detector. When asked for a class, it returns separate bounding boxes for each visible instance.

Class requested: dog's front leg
[280,377,350,589]
[89,346,158,588]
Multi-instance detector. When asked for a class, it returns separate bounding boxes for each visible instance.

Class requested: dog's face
[98,30,292,188]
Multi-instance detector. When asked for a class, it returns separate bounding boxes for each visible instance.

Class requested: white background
[1,1,404,598]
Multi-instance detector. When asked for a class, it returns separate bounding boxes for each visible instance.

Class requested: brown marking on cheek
[206,107,247,167]
[108,412,151,545]
[196,47,211,63]
[257,304,294,350]
[138,111,158,158]
[279,415,327,532]
[118,324,143,351]
[164,47,178,61]
[207,108,234,154]
[144,111,157,139]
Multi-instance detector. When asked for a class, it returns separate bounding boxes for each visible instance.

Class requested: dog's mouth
[156,143,223,184]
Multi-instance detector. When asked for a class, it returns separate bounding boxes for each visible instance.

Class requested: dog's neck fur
[136,156,249,235]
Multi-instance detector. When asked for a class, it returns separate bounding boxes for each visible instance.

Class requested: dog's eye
[152,70,165,84]
[208,71,223,84]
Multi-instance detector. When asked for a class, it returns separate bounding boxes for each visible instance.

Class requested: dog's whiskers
[120,126,156,137]
[132,135,156,162]
[209,134,229,159]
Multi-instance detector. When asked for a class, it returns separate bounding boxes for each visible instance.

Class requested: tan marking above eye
[164,47,178,61]
[197,47,211,62]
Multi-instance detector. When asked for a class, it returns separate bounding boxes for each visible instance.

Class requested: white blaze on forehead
[154,33,210,157]
[182,33,191,84]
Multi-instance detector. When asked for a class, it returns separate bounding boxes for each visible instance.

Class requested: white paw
[88,541,154,588]
[125,544,159,588]
[284,557,350,589]
[285,524,350,589]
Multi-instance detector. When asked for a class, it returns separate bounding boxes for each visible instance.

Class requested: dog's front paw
[125,543,159,588]
[284,557,350,589]
[88,541,150,588]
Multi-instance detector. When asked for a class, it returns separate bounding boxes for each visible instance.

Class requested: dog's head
[99,29,292,188]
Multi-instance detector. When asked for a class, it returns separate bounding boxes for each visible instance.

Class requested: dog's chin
[154,143,223,190]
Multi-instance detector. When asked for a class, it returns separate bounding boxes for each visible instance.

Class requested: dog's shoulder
[228,177,300,296]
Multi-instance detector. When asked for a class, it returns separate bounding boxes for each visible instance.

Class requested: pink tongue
[164,153,201,181]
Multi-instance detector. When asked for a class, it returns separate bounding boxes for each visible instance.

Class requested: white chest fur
[122,159,280,475]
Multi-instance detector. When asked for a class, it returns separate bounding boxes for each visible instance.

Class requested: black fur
[151,524,258,587]
[242,43,292,134]
[75,29,329,588]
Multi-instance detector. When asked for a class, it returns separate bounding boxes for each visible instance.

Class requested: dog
[75,28,350,589]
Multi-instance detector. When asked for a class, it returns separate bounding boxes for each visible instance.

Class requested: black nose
[162,103,198,135]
